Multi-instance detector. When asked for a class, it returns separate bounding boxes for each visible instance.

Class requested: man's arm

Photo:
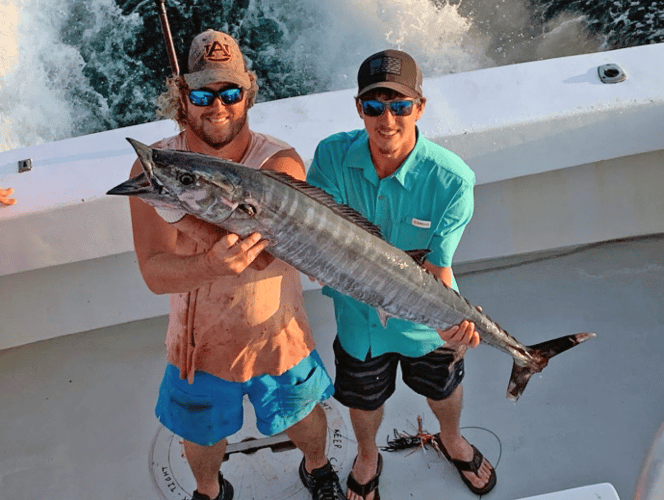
[129,159,269,295]
[305,140,346,205]
[422,260,481,349]
[261,147,307,180]
[243,147,308,270]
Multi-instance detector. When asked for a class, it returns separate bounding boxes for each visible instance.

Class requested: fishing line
[460,425,504,469]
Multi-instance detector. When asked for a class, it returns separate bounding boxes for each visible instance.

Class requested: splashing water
[0,0,141,151]
[0,0,661,152]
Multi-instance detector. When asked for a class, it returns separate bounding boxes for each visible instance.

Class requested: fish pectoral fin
[406,249,431,266]
[377,308,394,328]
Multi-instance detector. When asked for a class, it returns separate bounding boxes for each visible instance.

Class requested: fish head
[107,139,183,210]
[151,155,246,223]
[108,138,250,224]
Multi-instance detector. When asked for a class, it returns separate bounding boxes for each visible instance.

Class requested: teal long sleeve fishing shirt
[306,128,475,360]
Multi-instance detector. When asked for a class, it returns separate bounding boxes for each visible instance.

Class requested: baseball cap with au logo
[184,30,251,90]
[357,49,423,98]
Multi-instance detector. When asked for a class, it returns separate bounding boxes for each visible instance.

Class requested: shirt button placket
[375,183,389,234]
[370,183,389,350]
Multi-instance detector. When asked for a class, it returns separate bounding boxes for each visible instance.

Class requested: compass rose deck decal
[151,399,350,500]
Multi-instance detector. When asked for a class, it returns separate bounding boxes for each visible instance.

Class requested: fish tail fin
[506,332,596,401]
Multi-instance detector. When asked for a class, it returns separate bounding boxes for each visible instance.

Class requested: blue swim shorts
[155,350,334,446]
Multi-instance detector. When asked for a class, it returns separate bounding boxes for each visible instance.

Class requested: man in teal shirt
[307,50,497,499]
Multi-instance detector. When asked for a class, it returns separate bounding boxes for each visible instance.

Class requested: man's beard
[187,110,248,150]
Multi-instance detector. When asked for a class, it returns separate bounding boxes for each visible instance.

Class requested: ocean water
[0,0,662,152]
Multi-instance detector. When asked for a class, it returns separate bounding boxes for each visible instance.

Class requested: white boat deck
[1,234,662,500]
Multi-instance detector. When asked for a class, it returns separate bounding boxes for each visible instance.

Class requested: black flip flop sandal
[435,436,497,495]
[346,453,383,500]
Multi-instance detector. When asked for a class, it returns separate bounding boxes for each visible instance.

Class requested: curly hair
[155,70,259,130]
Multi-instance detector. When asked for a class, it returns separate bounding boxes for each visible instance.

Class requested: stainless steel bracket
[18,158,32,173]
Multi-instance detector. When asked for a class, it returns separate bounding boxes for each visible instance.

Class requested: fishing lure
[381,415,443,458]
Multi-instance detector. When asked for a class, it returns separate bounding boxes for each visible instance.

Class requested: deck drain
[151,399,349,499]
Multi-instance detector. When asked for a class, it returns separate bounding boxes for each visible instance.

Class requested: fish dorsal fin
[406,249,431,266]
[262,170,384,239]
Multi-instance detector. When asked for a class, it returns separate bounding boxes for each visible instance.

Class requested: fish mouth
[106,171,179,209]
[106,139,175,206]
[108,138,160,197]
[107,171,154,196]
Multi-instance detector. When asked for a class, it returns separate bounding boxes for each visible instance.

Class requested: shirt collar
[342,128,425,190]
[343,130,380,186]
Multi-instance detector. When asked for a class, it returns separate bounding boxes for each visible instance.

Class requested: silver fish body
[109,139,595,400]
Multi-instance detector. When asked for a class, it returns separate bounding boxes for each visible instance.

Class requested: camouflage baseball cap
[184,30,251,90]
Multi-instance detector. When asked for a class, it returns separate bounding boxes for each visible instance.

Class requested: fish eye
[179,173,196,186]
[238,203,257,217]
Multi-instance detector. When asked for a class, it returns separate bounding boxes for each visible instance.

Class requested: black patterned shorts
[332,337,465,411]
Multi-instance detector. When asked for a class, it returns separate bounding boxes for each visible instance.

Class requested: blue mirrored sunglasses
[188,87,243,107]
[360,99,417,117]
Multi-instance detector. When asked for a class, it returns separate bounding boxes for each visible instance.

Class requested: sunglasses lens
[189,90,214,106]
[361,99,415,117]
[390,100,413,116]
[220,88,243,105]
[362,100,386,117]
[188,88,243,106]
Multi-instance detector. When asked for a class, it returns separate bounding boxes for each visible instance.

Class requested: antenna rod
[154,0,180,76]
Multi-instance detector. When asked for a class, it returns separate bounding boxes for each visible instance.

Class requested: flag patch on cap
[370,56,402,76]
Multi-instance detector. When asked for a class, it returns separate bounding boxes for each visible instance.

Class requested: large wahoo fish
[108,139,595,401]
